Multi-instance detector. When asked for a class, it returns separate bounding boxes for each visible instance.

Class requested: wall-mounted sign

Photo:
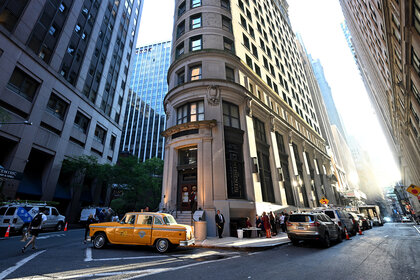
[0,168,23,180]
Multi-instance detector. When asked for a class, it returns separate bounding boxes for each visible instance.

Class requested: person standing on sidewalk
[215,210,225,238]
[22,209,47,253]
[256,214,264,237]
[262,212,271,238]
[269,211,277,236]
[280,212,286,232]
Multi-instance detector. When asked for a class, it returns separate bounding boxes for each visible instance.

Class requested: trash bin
[237,229,244,239]
[194,221,207,240]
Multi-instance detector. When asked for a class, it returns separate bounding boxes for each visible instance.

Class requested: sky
[135,0,401,189]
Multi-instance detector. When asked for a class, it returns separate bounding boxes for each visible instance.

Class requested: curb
[191,240,291,250]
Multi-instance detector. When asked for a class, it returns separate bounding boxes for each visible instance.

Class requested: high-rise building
[0,0,143,216]
[121,41,171,161]
[339,0,420,212]
[161,0,337,236]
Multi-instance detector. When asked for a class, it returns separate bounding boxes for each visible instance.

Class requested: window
[190,35,202,51]
[240,15,247,27]
[137,215,152,225]
[253,117,266,143]
[177,101,204,124]
[221,0,230,10]
[223,37,234,53]
[177,69,185,85]
[94,125,106,144]
[176,20,185,39]
[175,42,184,58]
[110,135,116,150]
[223,102,240,128]
[191,0,201,8]
[222,16,232,32]
[7,68,39,101]
[252,44,258,58]
[226,66,234,82]
[74,111,89,133]
[249,26,254,38]
[243,33,250,49]
[245,54,253,69]
[190,65,202,80]
[190,14,202,29]
[0,0,29,32]
[412,47,420,78]
[154,216,164,225]
[254,64,261,77]
[46,93,68,120]
[178,1,186,17]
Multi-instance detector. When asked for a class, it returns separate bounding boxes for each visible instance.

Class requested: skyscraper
[161,0,337,236]
[0,0,143,215]
[340,0,420,212]
[122,41,171,161]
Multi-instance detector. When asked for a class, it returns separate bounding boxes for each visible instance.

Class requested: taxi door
[114,214,136,243]
[133,214,153,245]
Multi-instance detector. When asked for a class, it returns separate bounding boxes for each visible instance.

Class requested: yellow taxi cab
[89,212,195,253]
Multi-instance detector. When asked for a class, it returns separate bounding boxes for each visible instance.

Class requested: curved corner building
[161,0,338,236]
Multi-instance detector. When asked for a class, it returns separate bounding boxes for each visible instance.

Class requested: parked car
[401,216,411,223]
[286,213,342,248]
[348,212,361,232]
[89,212,195,253]
[357,214,372,230]
[0,203,66,233]
[313,208,357,236]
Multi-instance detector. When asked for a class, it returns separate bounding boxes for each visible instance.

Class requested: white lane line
[414,226,420,235]
[0,250,46,280]
[84,247,92,262]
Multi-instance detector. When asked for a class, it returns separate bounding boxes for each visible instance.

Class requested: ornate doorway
[177,147,197,211]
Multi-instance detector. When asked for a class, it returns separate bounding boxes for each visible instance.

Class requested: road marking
[0,250,46,280]
[84,247,92,262]
[37,233,65,240]
[414,226,420,235]
[84,247,168,262]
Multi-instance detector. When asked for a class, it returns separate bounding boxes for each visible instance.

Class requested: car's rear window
[289,214,315,223]
[5,207,16,216]
[325,211,335,219]
[0,207,7,215]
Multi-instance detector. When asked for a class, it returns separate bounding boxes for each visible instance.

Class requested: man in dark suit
[215,210,225,238]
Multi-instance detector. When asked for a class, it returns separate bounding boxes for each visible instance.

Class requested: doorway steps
[174,211,193,226]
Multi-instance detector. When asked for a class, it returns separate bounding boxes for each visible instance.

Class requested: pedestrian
[245,217,252,238]
[21,209,47,253]
[84,214,96,244]
[98,209,106,222]
[280,212,286,232]
[269,211,277,236]
[215,210,225,238]
[256,214,264,237]
[262,211,271,238]
[104,208,112,222]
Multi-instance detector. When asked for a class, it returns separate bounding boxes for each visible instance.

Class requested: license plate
[297,227,305,230]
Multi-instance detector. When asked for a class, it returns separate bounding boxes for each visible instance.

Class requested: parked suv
[314,208,357,236]
[0,203,66,233]
[286,213,342,247]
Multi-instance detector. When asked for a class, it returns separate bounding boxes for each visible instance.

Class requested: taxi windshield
[163,215,177,225]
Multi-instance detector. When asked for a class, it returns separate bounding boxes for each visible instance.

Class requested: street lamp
[0,120,32,125]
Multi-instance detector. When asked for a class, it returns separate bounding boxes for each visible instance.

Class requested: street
[0,223,419,280]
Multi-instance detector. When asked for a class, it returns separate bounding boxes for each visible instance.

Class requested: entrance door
[179,183,197,211]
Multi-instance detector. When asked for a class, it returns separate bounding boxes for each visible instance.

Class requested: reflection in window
[94,125,106,144]
[190,35,202,51]
[178,1,186,18]
[190,14,201,29]
[191,0,201,8]
[0,0,29,32]
[137,215,153,225]
[7,68,39,101]
[223,101,240,128]
[190,65,202,80]
[177,101,204,124]
[74,111,90,133]
[179,147,198,165]
[46,93,68,120]
[175,42,184,58]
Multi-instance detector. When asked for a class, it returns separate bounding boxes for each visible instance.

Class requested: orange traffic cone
[64,222,68,232]
[345,227,350,240]
[4,225,10,238]
[358,225,363,235]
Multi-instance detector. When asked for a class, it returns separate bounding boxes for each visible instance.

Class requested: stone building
[160,0,337,236]
[0,0,143,217]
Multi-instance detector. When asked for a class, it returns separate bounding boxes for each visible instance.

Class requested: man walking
[215,210,225,238]
[22,209,48,253]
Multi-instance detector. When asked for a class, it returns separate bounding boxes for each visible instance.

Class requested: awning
[17,175,42,196]
[53,183,71,200]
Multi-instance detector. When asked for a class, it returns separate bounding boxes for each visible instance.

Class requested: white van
[0,203,66,233]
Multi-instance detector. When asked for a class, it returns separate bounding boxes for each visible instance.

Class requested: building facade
[161,0,337,237]
[121,41,171,161]
[0,0,143,216]
[339,0,420,212]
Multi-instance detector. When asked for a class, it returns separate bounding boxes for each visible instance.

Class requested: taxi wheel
[155,238,170,253]
[93,233,107,249]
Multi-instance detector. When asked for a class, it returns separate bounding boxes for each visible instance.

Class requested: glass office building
[122,41,171,160]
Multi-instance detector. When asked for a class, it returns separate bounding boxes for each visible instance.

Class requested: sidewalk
[193,232,290,249]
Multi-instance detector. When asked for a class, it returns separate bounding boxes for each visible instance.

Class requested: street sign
[320,197,329,205]
[0,168,23,180]
[406,185,420,197]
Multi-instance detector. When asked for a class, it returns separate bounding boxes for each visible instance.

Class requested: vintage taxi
[89,212,195,253]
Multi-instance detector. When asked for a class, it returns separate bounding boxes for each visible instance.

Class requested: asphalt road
[0,222,419,279]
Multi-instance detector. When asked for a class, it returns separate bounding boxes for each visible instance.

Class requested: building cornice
[161,120,217,137]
